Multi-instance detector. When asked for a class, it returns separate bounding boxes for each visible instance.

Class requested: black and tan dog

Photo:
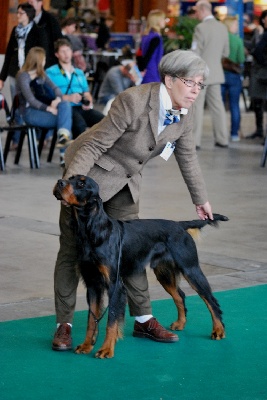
[53,175,228,358]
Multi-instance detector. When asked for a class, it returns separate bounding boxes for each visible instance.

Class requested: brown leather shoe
[133,317,178,343]
[52,323,72,351]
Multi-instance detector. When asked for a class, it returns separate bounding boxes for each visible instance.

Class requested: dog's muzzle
[53,179,67,200]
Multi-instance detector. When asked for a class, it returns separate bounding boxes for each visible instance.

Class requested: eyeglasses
[176,76,206,91]
[17,11,26,15]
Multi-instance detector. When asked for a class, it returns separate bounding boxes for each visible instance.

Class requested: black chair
[1,95,40,169]
[0,93,12,171]
[0,132,4,171]
[260,137,267,167]
[38,127,57,162]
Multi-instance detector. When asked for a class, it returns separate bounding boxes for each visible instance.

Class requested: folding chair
[0,93,11,171]
[1,94,40,169]
[260,137,267,167]
[0,133,4,171]
[38,127,57,162]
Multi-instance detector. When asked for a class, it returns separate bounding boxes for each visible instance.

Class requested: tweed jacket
[192,17,229,85]
[64,83,208,205]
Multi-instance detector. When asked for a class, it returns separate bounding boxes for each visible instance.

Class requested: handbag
[222,57,242,74]
[30,78,56,105]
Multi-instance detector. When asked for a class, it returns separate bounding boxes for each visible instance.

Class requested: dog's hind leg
[154,265,187,331]
[182,264,225,340]
[171,234,225,340]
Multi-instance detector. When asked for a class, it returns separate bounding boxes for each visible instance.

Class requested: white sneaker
[60,154,65,168]
[56,129,73,148]
[231,136,240,142]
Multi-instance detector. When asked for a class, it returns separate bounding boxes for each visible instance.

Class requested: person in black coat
[0,2,45,98]
[96,16,114,50]
[28,0,63,68]
[247,10,267,139]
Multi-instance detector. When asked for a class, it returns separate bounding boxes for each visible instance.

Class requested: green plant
[163,16,199,53]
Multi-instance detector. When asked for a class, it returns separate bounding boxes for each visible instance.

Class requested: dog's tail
[181,214,229,240]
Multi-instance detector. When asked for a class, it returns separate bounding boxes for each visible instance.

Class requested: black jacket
[0,23,45,81]
[96,22,111,49]
[35,10,63,68]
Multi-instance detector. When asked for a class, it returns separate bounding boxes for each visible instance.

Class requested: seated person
[61,17,87,72]
[16,46,73,162]
[46,39,104,139]
[98,63,136,106]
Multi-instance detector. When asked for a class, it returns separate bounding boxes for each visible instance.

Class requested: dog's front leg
[95,281,126,359]
[75,299,101,355]
[95,322,119,359]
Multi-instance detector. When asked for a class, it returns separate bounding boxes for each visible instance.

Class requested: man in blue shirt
[46,39,104,139]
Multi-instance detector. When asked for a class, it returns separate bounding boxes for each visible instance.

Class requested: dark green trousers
[54,185,152,324]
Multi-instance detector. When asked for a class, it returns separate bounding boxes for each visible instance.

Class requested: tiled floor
[0,106,266,322]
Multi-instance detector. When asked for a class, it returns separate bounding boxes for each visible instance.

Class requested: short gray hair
[159,50,209,82]
[195,0,212,13]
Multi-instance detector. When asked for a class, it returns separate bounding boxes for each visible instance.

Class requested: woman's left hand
[47,106,58,115]
[51,97,61,108]
[196,201,213,220]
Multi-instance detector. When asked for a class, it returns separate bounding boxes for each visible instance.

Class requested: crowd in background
[0,0,267,162]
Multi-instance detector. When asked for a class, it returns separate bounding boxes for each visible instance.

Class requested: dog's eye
[77,181,85,188]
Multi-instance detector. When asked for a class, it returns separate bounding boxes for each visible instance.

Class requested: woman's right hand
[47,106,58,115]
[0,80,4,91]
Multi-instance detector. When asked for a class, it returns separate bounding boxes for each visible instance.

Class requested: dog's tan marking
[98,265,110,282]
[154,266,185,332]
[95,322,119,358]
[183,276,225,340]
[61,184,81,206]
[187,228,201,241]
[75,301,101,355]
[201,298,226,340]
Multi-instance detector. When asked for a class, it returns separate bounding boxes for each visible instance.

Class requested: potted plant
[163,16,199,53]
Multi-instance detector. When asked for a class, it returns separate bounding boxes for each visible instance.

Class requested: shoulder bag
[30,78,56,105]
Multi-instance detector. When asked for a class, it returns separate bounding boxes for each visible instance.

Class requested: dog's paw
[75,343,94,354]
[170,320,186,331]
[95,347,115,359]
[211,327,226,340]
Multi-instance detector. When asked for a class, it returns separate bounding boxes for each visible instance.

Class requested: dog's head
[53,175,100,208]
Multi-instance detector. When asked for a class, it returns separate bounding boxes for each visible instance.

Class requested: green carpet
[1,285,267,400]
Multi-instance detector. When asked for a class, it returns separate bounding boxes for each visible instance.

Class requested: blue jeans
[221,71,242,138]
[23,101,72,133]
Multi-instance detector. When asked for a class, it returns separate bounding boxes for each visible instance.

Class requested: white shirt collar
[158,84,188,134]
[160,83,188,115]
[203,15,214,22]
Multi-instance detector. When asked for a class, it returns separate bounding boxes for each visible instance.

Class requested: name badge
[160,142,175,161]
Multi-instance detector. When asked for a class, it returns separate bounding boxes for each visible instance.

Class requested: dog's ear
[84,177,101,197]
[89,177,100,194]
[78,176,102,209]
